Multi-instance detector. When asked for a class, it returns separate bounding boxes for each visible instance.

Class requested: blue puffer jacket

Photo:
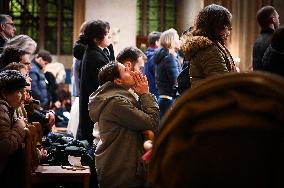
[30,60,49,108]
[153,48,181,97]
[143,47,159,99]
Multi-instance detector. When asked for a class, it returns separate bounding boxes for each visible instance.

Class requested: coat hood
[88,82,134,123]
[181,33,214,60]
[153,48,169,65]
[73,39,86,60]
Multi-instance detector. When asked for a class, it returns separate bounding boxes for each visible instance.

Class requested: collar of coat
[181,33,214,59]
[181,33,236,72]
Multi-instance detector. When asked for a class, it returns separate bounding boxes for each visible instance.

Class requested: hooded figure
[89,62,159,187]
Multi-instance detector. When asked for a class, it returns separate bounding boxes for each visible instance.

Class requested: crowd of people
[0,3,283,188]
[0,14,70,188]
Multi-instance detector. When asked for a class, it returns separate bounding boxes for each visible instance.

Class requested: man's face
[273,11,280,29]
[0,17,16,39]
[115,63,135,88]
[124,56,145,73]
[133,56,145,73]
[36,57,49,69]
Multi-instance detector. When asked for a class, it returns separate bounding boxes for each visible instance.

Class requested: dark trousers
[158,98,174,118]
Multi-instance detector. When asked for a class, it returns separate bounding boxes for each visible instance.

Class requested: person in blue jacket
[143,31,161,99]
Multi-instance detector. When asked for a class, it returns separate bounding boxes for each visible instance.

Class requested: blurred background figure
[262,25,284,77]
[143,31,161,99]
[253,6,280,71]
[153,28,181,117]
[30,50,53,109]
[45,61,66,84]
[0,14,16,54]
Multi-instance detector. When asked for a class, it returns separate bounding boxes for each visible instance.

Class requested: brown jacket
[89,82,159,188]
[181,34,236,87]
[0,99,26,175]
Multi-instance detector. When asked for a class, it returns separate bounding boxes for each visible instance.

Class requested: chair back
[23,122,42,188]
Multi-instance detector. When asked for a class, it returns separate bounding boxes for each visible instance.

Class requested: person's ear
[35,56,42,62]
[124,61,132,70]
[155,40,159,47]
[94,38,101,44]
[114,78,122,85]
[0,24,5,31]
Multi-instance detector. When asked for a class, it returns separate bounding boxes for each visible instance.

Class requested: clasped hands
[132,71,149,95]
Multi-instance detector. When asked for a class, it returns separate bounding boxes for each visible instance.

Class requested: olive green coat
[181,34,236,87]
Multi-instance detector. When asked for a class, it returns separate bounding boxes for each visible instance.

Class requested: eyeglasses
[5,22,15,28]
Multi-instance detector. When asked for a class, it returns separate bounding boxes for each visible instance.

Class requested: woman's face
[173,33,181,51]
[19,67,32,101]
[5,89,25,108]
[98,30,112,48]
[220,26,232,42]
[19,67,32,88]
[19,54,32,73]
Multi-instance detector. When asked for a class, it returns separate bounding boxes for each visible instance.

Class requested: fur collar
[181,33,214,59]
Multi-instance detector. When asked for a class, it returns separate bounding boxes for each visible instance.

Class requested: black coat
[252,28,274,70]
[262,45,284,77]
[79,44,110,143]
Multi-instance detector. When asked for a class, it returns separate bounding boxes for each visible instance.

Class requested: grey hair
[0,14,12,24]
[4,34,37,54]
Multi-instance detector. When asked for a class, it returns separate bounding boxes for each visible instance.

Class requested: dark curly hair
[192,4,232,43]
[0,48,27,70]
[98,61,120,85]
[1,62,25,72]
[79,20,110,46]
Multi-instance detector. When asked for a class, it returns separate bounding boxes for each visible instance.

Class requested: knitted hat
[0,70,30,91]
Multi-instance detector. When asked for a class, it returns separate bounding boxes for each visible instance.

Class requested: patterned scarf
[215,42,237,72]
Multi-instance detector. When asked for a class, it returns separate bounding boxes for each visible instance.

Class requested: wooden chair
[23,122,42,188]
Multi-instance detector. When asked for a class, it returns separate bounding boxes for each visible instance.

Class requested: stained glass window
[136,0,176,35]
[8,0,73,55]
